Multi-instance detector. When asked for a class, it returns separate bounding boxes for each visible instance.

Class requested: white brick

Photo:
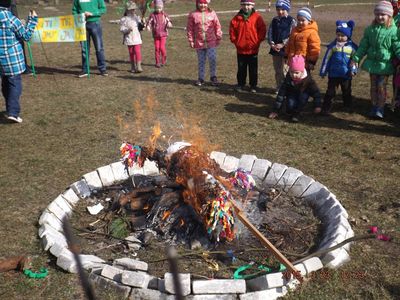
[302,181,330,203]
[164,273,191,296]
[188,295,237,300]
[246,272,285,291]
[38,211,63,231]
[238,154,257,172]
[56,249,77,273]
[251,159,271,184]
[210,151,226,167]
[82,171,103,191]
[89,273,131,299]
[121,270,149,288]
[62,187,81,206]
[130,288,167,300]
[47,201,67,222]
[49,243,67,257]
[276,167,303,192]
[143,159,160,175]
[221,156,239,173]
[70,180,91,199]
[288,175,314,197]
[110,161,130,182]
[79,254,106,269]
[302,257,323,275]
[53,195,73,215]
[114,258,148,271]
[239,287,288,300]
[293,263,307,277]
[128,162,145,176]
[263,163,287,187]
[192,279,246,294]
[101,265,124,282]
[323,248,351,269]
[97,165,116,186]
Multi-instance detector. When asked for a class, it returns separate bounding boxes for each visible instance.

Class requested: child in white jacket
[120,1,144,73]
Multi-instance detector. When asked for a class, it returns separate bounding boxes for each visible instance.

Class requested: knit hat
[374,1,394,16]
[0,0,11,8]
[297,7,312,21]
[154,0,163,8]
[275,0,290,11]
[289,55,305,72]
[241,0,255,5]
[125,1,137,10]
[336,20,355,39]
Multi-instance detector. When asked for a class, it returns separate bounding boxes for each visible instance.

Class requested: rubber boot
[136,61,143,73]
[130,62,136,73]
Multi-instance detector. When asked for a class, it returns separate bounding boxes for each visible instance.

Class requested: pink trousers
[154,36,167,65]
[128,44,142,63]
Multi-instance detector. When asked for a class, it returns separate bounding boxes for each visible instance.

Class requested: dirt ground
[0,1,399,299]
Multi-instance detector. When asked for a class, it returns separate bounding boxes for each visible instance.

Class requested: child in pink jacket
[146,0,172,67]
[187,0,222,86]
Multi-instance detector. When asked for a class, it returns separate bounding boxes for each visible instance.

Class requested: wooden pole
[232,203,303,283]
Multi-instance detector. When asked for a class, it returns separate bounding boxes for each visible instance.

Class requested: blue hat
[275,0,290,11]
[297,7,312,21]
[336,20,355,39]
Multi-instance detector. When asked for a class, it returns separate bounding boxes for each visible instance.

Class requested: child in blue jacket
[320,20,358,114]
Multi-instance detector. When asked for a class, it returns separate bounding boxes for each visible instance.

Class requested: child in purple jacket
[146,0,172,67]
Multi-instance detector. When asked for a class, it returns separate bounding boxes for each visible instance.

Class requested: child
[187,0,222,86]
[0,0,37,123]
[319,20,358,114]
[120,1,144,73]
[230,0,266,93]
[146,0,172,68]
[268,55,322,122]
[267,0,296,93]
[352,1,400,119]
[286,7,320,71]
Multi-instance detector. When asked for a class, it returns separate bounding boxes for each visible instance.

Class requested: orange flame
[162,210,171,221]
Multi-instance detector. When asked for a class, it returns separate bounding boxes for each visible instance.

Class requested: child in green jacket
[352,1,400,119]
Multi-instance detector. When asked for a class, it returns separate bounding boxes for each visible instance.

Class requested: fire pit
[38,147,353,299]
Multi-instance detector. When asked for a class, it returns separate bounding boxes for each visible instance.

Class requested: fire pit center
[38,150,353,299]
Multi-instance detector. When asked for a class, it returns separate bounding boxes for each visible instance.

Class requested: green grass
[0,1,399,299]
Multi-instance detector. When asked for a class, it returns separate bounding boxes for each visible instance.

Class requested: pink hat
[374,1,394,17]
[154,0,163,8]
[241,0,255,5]
[197,0,209,4]
[289,55,305,72]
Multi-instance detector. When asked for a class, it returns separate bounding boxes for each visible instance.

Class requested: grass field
[0,0,399,299]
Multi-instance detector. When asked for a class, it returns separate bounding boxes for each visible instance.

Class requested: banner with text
[31,13,86,43]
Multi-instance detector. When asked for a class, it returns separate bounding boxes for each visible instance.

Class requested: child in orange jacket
[286,7,321,71]
[229,0,266,93]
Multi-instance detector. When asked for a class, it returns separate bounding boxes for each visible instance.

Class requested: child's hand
[268,112,278,119]
[314,107,322,114]
[84,12,93,17]
[190,42,195,48]
[29,10,37,18]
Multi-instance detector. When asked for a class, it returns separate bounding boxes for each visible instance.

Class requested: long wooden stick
[232,203,303,283]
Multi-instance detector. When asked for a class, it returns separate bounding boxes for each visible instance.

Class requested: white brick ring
[38,151,353,299]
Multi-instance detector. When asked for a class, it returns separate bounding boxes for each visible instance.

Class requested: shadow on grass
[32,65,121,75]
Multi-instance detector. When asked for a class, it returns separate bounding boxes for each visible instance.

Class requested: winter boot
[136,61,143,73]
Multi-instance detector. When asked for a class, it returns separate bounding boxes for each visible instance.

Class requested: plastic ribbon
[23,268,48,279]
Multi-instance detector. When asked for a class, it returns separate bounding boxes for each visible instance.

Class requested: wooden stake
[232,203,303,283]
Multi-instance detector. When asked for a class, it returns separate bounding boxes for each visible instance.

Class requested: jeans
[237,53,258,88]
[2,74,22,117]
[81,21,106,73]
[196,48,217,81]
[286,92,309,116]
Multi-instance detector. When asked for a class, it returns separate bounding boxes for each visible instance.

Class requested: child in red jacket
[230,0,266,93]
